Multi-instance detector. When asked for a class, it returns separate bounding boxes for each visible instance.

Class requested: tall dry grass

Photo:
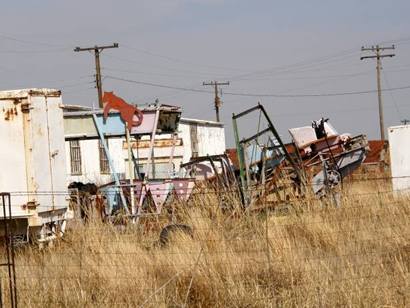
[1,181,409,307]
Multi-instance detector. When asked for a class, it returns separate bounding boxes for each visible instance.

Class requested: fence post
[0,278,3,308]
[1,192,17,308]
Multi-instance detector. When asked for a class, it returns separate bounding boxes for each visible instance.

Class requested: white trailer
[0,89,71,243]
[388,124,410,192]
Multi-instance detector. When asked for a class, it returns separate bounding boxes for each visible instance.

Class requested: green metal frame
[232,103,306,206]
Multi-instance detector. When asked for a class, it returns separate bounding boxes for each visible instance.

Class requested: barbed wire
[1,181,408,307]
[2,173,407,197]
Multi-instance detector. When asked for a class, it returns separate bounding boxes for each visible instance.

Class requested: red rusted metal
[363,140,387,164]
[225,148,239,171]
[102,91,143,130]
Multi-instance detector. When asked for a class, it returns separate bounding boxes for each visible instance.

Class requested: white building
[389,124,410,192]
[63,106,226,185]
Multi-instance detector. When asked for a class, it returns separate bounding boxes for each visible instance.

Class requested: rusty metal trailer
[0,89,72,243]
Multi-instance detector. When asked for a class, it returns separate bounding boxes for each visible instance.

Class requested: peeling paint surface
[0,89,68,218]
[65,118,226,185]
[389,125,410,191]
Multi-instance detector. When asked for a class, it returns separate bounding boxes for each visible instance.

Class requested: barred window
[99,139,110,174]
[190,124,198,158]
[70,140,82,175]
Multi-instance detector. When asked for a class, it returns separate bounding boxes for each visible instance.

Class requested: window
[190,124,198,158]
[99,139,110,174]
[70,140,82,175]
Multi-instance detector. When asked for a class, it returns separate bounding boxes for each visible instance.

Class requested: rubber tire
[158,224,193,246]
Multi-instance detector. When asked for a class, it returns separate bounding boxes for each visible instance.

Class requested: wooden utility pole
[203,81,230,122]
[361,45,395,141]
[74,43,119,108]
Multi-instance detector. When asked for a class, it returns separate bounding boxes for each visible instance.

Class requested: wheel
[158,224,193,246]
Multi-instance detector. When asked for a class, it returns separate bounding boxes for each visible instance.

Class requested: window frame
[99,139,110,174]
[69,140,82,175]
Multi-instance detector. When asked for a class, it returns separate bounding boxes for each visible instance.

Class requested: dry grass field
[1,178,409,307]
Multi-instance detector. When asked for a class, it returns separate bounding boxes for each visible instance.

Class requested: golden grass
[1,184,409,307]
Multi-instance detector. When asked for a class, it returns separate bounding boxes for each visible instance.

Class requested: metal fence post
[1,193,17,308]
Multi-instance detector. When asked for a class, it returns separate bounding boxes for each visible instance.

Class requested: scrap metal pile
[230,103,369,209]
[89,92,195,219]
[80,95,368,220]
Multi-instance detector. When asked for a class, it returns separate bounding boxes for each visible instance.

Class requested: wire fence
[0,177,409,307]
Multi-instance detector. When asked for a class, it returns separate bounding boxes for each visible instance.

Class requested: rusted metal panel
[0,89,61,100]
[123,138,183,149]
[30,95,54,209]
[43,96,68,211]
[0,97,29,216]
[225,148,239,170]
[363,140,387,164]
[0,89,68,221]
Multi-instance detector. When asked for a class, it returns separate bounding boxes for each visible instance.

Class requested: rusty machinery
[232,103,306,208]
[232,103,368,209]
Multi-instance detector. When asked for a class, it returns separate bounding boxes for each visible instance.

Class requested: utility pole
[74,43,119,108]
[361,44,395,141]
[203,81,230,122]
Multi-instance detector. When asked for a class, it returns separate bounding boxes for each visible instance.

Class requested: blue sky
[1,0,410,145]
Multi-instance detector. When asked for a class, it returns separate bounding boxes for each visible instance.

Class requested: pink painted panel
[130,111,157,135]
[147,181,173,213]
[171,178,195,201]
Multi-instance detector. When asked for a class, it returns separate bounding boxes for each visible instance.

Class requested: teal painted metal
[92,114,129,214]
[64,106,181,140]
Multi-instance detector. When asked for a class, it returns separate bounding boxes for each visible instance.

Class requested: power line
[223,86,410,98]
[104,75,410,98]
[232,69,374,82]
[122,44,246,72]
[74,43,119,108]
[202,81,230,122]
[377,35,410,46]
[57,80,95,89]
[104,54,229,78]
[360,44,395,140]
[105,75,209,93]
[382,70,402,122]
[110,46,360,81]
[228,49,359,80]
[102,66,223,79]
[0,33,67,48]
[0,47,71,54]
[62,86,96,94]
